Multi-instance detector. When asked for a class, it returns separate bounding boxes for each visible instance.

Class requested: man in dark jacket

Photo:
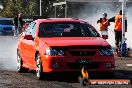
[109,10,127,54]
[97,13,110,39]
[18,13,23,33]
[13,14,18,36]
[13,13,23,36]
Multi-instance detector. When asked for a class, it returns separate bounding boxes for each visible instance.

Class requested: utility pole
[121,0,127,57]
[65,2,67,18]
[40,0,42,16]
[55,6,57,18]
[122,0,126,44]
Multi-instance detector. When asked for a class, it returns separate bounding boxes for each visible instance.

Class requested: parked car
[0,18,14,34]
[17,18,115,79]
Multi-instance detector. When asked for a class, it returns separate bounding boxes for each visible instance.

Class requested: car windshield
[23,19,33,24]
[39,22,100,37]
[0,20,13,25]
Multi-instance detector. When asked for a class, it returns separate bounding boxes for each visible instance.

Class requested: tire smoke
[0,36,17,71]
[76,2,132,48]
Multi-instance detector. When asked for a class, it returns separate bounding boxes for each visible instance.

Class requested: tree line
[0,0,64,18]
[0,0,123,18]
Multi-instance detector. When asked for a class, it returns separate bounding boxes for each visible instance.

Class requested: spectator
[13,14,18,36]
[97,13,110,40]
[18,13,23,34]
[13,13,23,36]
[109,10,127,49]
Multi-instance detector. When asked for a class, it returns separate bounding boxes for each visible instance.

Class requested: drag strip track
[0,35,132,88]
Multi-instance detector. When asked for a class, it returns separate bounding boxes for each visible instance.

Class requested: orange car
[17,18,115,79]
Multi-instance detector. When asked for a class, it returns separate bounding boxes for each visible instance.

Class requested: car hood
[40,37,109,46]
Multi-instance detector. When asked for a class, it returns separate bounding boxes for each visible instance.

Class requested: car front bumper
[40,55,115,73]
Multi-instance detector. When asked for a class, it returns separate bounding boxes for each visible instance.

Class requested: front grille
[52,45,100,56]
[67,61,100,69]
[0,28,2,31]
[69,51,96,56]
[0,27,12,32]
[52,45,101,50]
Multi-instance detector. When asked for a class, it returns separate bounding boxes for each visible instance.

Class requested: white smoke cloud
[76,2,132,48]
[0,36,17,71]
[125,6,132,48]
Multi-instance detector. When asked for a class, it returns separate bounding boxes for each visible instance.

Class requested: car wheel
[106,72,115,78]
[36,54,43,80]
[102,72,115,79]
[17,50,28,72]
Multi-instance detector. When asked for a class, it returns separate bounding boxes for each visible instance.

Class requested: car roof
[23,19,33,21]
[35,18,87,23]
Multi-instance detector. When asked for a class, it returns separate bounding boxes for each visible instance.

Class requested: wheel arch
[17,48,20,57]
[35,51,40,61]
[17,48,19,54]
[35,50,44,74]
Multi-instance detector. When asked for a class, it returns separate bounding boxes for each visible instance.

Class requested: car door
[24,22,37,68]
[18,30,27,63]
[22,23,34,66]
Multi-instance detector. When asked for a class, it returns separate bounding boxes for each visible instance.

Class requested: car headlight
[46,48,64,56]
[99,48,114,56]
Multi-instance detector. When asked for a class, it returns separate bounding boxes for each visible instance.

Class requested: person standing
[109,10,127,50]
[97,13,110,40]
[13,13,23,36]
[13,14,18,36]
[18,13,23,34]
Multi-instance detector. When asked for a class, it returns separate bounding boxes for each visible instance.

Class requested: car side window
[30,23,37,38]
[25,22,35,35]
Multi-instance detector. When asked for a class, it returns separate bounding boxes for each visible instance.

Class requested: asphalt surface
[0,35,132,88]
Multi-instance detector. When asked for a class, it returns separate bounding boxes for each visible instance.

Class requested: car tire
[17,50,28,73]
[106,72,115,78]
[102,72,115,79]
[36,54,43,80]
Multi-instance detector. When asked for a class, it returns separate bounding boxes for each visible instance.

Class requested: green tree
[0,0,65,18]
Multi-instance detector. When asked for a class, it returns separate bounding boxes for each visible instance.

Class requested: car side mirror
[102,35,108,40]
[24,35,33,40]
[23,23,29,30]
